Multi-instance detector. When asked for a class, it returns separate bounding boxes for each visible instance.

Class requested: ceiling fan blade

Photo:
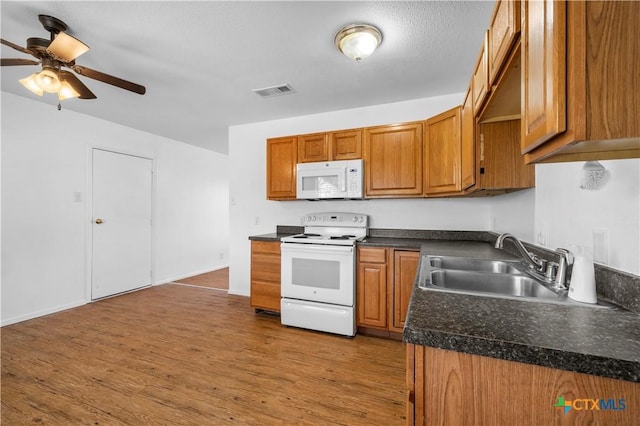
[47,32,89,62]
[72,64,145,95]
[1,58,39,66]
[59,70,97,99]
[1,38,32,55]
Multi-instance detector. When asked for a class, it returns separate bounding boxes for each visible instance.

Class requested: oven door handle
[281,243,354,255]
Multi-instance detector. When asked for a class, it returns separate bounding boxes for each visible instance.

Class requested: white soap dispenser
[568,245,597,304]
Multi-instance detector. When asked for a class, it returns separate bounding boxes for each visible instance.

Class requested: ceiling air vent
[253,84,296,98]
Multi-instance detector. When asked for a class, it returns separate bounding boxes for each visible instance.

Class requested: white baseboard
[155,265,229,286]
[227,288,250,297]
[1,299,87,327]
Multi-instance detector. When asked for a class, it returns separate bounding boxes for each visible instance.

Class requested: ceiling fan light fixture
[35,67,61,93]
[58,79,80,100]
[19,73,44,96]
[335,24,382,62]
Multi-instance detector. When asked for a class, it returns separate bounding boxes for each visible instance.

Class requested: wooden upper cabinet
[298,129,362,162]
[364,122,423,197]
[330,129,362,160]
[488,0,521,86]
[266,136,297,200]
[521,0,567,154]
[471,31,490,114]
[424,107,462,195]
[524,0,640,163]
[460,90,476,191]
[477,119,534,191]
[298,133,329,163]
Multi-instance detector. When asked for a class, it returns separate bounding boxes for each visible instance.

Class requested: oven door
[281,243,355,306]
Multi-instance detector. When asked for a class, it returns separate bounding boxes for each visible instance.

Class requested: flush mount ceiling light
[335,23,382,62]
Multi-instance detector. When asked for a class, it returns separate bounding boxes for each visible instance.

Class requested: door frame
[85,146,156,302]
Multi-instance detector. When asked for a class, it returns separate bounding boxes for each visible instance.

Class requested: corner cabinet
[266,136,297,200]
[356,247,419,339]
[364,123,423,198]
[424,107,462,195]
[250,241,281,312]
[522,0,640,163]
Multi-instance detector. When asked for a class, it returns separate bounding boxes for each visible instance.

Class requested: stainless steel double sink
[420,255,614,308]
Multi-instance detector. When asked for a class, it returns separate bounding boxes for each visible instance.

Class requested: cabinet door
[357,247,388,328]
[391,251,419,332]
[330,129,362,160]
[298,133,329,163]
[364,123,423,197]
[250,241,281,312]
[471,31,489,114]
[488,0,520,85]
[266,136,297,200]
[521,0,566,153]
[424,107,462,195]
[460,89,476,190]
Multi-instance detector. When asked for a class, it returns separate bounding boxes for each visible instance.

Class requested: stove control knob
[307,216,312,222]
[312,216,317,221]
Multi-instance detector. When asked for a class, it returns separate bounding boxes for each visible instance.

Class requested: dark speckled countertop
[404,241,640,383]
[249,227,640,382]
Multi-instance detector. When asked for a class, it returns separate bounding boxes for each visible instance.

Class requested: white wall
[228,94,536,296]
[534,159,640,274]
[1,92,229,325]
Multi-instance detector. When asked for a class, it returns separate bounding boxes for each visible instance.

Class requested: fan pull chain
[57,102,61,111]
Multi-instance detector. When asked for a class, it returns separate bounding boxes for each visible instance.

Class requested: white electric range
[280,212,368,337]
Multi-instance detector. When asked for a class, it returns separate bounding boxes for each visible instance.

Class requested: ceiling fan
[1,14,145,106]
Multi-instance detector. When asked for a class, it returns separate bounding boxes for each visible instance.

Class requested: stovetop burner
[330,235,356,240]
[280,212,368,246]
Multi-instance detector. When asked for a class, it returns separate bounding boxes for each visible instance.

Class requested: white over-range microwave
[296,159,363,200]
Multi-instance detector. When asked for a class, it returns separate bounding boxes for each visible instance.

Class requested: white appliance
[296,159,363,200]
[280,212,368,337]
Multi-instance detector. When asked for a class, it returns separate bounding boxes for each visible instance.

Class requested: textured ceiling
[1,1,495,154]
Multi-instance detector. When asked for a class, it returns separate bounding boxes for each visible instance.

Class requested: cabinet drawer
[251,241,281,255]
[358,247,387,264]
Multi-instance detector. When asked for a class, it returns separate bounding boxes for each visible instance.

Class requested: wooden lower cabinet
[407,345,640,426]
[357,247,419,339]
[250,241,281,312]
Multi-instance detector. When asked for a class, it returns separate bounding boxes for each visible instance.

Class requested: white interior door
[92,149,152,300]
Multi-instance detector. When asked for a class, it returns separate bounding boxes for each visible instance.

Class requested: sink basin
[419,254,617,309]
[428,256,523,275]
[429,269,559,300]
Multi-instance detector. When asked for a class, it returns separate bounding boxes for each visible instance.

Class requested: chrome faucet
[494,233,545,272]
[553,248,574,288]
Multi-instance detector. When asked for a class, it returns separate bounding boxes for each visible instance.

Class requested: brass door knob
[95,218,104,224]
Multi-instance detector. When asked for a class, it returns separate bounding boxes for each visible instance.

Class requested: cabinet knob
[95,218,104,224]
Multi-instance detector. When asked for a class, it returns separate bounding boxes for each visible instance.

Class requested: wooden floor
[1,284,406,425]
[174,268,229,290]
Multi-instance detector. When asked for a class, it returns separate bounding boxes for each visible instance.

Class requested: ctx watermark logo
[554,396,627,414]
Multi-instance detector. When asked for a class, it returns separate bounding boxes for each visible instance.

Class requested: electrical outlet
[593,228,609,264]
[254,216,260,225]
[219,253,224,260]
